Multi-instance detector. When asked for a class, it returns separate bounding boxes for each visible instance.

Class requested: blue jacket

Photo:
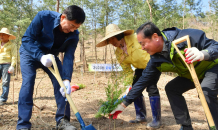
[124,27,218,105]
[20,10,79,81]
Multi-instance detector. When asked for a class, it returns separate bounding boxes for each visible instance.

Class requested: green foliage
[95,77,125,118]
[210,126,216,130]
[0,0,36,45]
[210,0,218,15]
[122,73,134,86]
[76,83,86,89]
[0,0,217,75]
[118,0,150,30]
[36,0,56,11]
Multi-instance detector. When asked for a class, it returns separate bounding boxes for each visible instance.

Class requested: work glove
[109,103,125,119]
[60,80,72,101]
[40,54,54,67]
[8,66,14,73]
[125,85,132,94]
[71,84,80,92]
[184,47,204,64]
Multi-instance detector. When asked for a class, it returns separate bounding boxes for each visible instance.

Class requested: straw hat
[0,28,16,40]
[96,24,134,47]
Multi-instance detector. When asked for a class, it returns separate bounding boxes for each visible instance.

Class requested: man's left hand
[60,80,71,98]
[8,66,14,73]
[184,47,204,64]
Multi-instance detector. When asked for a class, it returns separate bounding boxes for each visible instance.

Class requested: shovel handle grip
[172,35,215,128]
[172,35,191,71]
[48,55,78,114]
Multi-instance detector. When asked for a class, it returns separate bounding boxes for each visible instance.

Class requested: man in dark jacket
[110,22,218,130]
[16,5,85,130]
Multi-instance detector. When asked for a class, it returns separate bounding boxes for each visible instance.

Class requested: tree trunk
[146,0,152,22]
[215,21,217,41]
[104,1,109,64]
[134,13,137,26]
[104,46,107,64]
[16,26,20,79]
[183,0,185,29]
[56,0,64,64]
[92,7,98,61]
[80,40,83,62]
[56,0,59,13]
[95,23,97,61]
[82,28,86,73]
[211,20,214,39]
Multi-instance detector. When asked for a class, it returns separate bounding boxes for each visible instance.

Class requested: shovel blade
[85,124,96,130]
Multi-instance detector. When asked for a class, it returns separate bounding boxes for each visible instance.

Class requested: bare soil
[0,71,209,130]
[0,37,209,130]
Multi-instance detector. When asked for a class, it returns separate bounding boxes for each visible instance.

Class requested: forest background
[0,0,218,75]
[0,1,218,129]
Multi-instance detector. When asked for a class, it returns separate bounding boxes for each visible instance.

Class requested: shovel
[172,35,216,130]
[48,55,96,130]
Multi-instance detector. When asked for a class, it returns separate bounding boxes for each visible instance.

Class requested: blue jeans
[0,64,11,102]
[16,47,70,129]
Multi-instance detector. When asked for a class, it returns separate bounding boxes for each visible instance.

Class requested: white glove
[184,47,204,64]
[60,80,72,98]
[125,85,132,94]
[40,54,54,67]
[109,104,125,119]
[8,66,14,73]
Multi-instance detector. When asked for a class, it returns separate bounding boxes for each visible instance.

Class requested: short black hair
[114,33,124,41]
[136,22,162,39]
[63,5,86,24]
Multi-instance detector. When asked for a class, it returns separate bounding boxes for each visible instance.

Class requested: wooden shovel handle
[172,35,215,128]
[48,55,78,114]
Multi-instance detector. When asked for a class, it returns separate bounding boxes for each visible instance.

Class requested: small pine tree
[95,77,125,118]
[95,67,133,119]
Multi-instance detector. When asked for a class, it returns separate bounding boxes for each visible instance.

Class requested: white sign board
[88,64,135,72]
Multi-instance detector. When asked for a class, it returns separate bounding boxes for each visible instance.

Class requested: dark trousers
[165,64,218,129]
[16,47,70,129]
[132,69,159,97]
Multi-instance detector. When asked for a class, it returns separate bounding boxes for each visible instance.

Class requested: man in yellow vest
[96,24,161,128]
[110,22,218,130]
[0,27,17,105]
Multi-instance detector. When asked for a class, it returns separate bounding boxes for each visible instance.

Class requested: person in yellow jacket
[96,24,161,128]
[0,28,17,105]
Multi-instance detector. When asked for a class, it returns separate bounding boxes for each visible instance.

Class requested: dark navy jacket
[124,27,218,105]
[20,10,79,81]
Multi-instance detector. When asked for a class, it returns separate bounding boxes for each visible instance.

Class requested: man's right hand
[40,54,54,67]
[109,103,126,119]
[184,47,204,64]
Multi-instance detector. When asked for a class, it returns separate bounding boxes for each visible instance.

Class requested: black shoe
[179,125,193,130]
[129,118,147,123]
[56,118,77,130]
[18,128,31,130]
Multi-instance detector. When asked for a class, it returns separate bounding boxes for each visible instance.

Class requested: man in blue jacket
[16,5,85,130]
[110,22,218,130]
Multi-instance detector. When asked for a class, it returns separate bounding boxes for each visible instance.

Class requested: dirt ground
[0,70,209,130]
[0,37,210,130]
